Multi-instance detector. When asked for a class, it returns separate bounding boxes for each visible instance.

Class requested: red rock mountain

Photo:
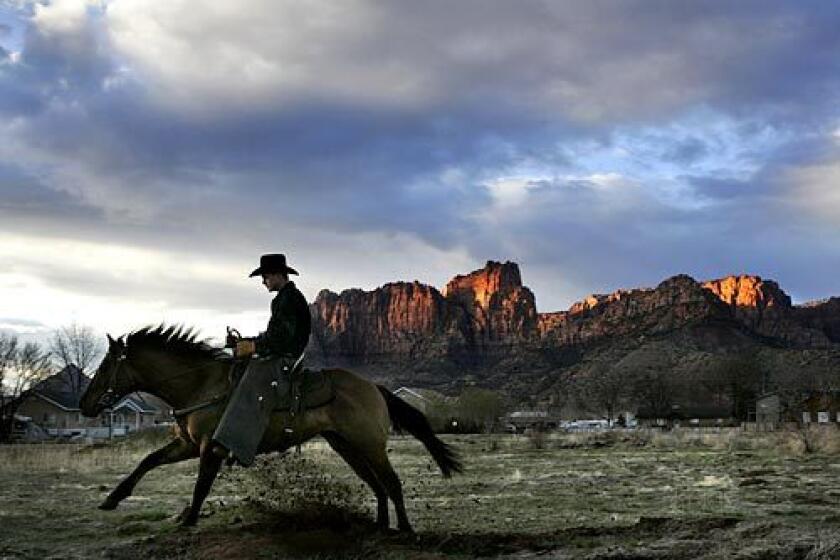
[307,261,840,394]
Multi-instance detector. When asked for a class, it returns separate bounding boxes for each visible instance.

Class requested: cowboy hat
[249,253,299,277]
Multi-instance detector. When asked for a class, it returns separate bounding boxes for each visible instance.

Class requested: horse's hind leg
[323,432,389,529]
[365,446,412,533]
[177,443,223,527]
[99,438,197,510]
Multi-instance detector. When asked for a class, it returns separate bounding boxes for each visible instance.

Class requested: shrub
[224,450,368,526]
[526,429,546,450]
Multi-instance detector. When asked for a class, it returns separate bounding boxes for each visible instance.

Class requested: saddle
[212,356,335,466]
[227,357,334,415]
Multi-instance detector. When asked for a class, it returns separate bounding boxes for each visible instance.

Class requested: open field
[2,429,840,559]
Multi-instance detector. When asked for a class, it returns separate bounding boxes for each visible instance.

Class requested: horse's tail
[377,385,463,478]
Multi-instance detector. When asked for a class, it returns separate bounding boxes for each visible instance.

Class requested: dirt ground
[2,430,840,559]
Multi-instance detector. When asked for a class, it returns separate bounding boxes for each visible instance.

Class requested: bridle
[95,345,226,412]
[96,348,132,410]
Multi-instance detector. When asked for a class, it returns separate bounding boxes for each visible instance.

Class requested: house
[393,387,448,414]
[755,390,840,431]
[505,410,559,432]
[15,365,168,439]
[636,404,736,428]
[755,392,781,431]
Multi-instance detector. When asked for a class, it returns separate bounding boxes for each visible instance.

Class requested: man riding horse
[80,251,461,530]
[211,253,311,463]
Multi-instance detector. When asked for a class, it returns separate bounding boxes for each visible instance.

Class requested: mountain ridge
[306,261,840,400]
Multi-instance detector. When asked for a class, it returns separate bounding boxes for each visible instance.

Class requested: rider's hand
[234,340,256,358]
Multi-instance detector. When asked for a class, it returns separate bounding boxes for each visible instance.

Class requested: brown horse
[79,325,461,532]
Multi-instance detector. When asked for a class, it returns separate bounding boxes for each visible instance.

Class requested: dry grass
[0,426,173,473]
[3,430,840,558]
[536,425,840,455]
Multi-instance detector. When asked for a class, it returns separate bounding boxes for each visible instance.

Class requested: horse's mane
[125,324,230,363]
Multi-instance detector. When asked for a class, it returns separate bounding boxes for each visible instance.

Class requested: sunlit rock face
[309,281,454,359]
[443,261,538,343]
[701,275,836,346]
[305,261,840,394]
[702,275,790,338]
[537,274,731,346]
[702,275,792,310]
[308,261,538,379]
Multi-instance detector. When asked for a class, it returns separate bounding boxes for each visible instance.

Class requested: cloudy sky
[1,0,839,344]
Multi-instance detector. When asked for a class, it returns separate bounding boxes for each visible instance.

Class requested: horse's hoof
[175,506,196,527]
[98,498,119,510]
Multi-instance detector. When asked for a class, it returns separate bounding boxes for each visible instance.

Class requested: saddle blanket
[211,359,334,466]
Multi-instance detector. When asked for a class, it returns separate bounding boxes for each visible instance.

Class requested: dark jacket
[254,281,311,358]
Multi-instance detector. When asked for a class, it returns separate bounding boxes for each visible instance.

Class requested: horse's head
[80,334,138,417]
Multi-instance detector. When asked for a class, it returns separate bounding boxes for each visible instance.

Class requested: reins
[151,357,236,419]
[171,393,229,418]
[98,347,234,417]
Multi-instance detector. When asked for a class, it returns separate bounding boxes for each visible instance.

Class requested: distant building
[393,387,448,414]
[15,365,168,439]
[755,393,781,431]
[505,410,559,432]
[755,390,840,431]
[636,404,736,428]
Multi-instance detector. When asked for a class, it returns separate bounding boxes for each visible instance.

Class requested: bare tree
[0,333,18,382]
[574,363,627,425]
[0,334,53,442]
[547,371,574,418]
[632,367,676,426]
[49,323,104,396]
[773,362,836,453]
[704,352,764,420]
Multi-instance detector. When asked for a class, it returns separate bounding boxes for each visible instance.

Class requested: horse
[79,325,462,532]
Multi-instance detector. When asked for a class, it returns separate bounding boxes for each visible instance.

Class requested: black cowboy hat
[249,254,299,277]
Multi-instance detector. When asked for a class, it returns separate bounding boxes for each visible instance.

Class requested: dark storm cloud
[1,1,840,311]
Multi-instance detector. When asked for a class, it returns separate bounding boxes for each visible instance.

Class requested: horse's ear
[106,334,115,347]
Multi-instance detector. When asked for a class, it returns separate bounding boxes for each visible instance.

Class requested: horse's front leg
[99,438,197,510]
[177,443,223,527]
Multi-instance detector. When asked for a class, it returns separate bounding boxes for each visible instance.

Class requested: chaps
[211,357,291,466]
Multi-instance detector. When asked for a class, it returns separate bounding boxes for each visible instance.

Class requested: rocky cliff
[306,261,840,396]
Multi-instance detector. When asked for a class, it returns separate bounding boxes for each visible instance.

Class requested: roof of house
[115,393,160,413]
[32,365,90,410]
[31,365,162,413]
[508,410,549,418]
[394,386,449,402]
